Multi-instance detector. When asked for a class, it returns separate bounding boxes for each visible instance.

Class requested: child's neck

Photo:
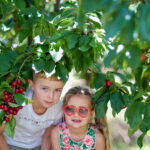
[69,124,88,141]
[32,101,47,115]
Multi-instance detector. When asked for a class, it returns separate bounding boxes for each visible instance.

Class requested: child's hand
[0,123,5,134]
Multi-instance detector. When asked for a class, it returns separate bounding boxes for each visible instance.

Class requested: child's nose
[73,111,79,117]
[48,91,54,99]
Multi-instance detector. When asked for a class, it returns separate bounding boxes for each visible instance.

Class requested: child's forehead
[68,95,91,105]
[35,77,65,88]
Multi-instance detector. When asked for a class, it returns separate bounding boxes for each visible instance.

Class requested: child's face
[64,95,93,129]
[29,78,64,108]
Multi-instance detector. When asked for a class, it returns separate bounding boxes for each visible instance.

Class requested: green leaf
[128,123,141,136]
[0,81,10,88]
[56,63,69,83]
[8,102,20,108]
[126,45,141,69]
[33,59,45,71]
[82,0,102,12]
[14,53,26,66]
[133,91,147,100]
[122,94,132,106]
[94,87,107,104]
[125,102,144,128]
[95,93,109,119]
[44,60,55,73]
[137,133,145,148]
[6,51,18,64]
[105,6,129,39]
[19,29,32,43]
[4,116,16,138]
[79,35,90,46]
[66,33,79,49]
[14,94,28,105]
[93,73,106,89]
[49,31,71,42]
[0,54,11,74]
[139,5,150,41]
[14,0,26,9]
[110,92,125,113]
[89,37,97,48]
[0,110,5,124]
[104,50,117,67]
[79,44,90,51]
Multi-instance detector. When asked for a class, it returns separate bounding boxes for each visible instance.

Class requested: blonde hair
[32,71,60,82]
[63,86,111,150]
[95,117,112,150]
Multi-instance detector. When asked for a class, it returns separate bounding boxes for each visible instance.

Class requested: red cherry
[106,81,112,86]
[4,95,9,100]
[19,88,24,93]
[141,53,146,61]
[3,91,9,95]
[0,104,4,109]
[6,98,11,102]
[13,16,17,23]
[4,105,8,111]
[11,81,17,87]
[17,25,20,30]
[16,79,22,85]
[24,78,27,84]
[4,117,10,122]
[15,89,20,94]
[11,99,16,103]
[6,111,10,115]
[15,107,20,111]
[19,106,23,109]
[122,106,126,109]
[13,110,18,115]
[8,108,14,114]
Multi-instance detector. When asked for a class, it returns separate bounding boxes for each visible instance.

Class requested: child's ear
[28,80,34,91]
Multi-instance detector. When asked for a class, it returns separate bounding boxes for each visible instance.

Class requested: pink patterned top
[59,122,96,150]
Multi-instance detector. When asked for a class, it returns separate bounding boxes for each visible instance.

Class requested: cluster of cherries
[0,78,25,123]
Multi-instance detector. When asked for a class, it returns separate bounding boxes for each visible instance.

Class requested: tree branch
[54,0,61,12]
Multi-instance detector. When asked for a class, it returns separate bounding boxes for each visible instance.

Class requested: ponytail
[95,116,112,150]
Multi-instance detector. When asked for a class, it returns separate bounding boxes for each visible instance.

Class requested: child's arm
[50,126,61,150]
[0,124,10,150]
[96,129,106,150]
[41,125,55,150]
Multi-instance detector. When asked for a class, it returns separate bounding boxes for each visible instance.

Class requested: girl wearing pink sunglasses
[51,86,111,150]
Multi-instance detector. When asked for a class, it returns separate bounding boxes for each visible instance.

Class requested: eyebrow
[40,85,63,90]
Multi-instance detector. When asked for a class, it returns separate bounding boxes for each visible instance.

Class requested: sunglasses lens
[64,106,75,115]
[79,108,89,117]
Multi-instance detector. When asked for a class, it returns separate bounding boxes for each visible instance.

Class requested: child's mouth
[72,119,81,123]
[45,101,53,104]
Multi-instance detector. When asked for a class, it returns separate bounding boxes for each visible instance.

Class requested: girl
[51,86,111,150]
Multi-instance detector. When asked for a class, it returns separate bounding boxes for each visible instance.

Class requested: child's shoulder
[95,128,105,148]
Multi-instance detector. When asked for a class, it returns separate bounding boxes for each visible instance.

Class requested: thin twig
[54,0,61,12]
[16,54,32,78]
[116,86,128,95]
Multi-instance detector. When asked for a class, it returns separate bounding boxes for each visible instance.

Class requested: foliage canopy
[0,0,150,147]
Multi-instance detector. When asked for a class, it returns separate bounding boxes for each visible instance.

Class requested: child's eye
[42,88,48,90]
[55,89,62,92]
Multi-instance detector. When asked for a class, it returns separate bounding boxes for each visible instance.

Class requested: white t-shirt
[4,89,63,149]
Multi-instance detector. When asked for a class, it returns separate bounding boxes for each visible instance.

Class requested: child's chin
[44,102,56,108]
